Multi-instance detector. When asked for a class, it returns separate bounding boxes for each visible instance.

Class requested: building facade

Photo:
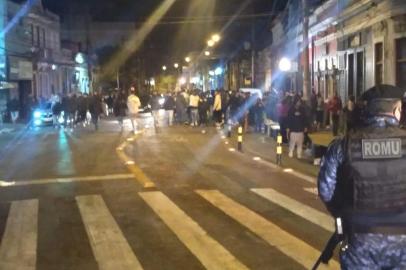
[261,0,406,102]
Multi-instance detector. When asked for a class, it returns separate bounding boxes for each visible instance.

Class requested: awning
[0,81,18,90]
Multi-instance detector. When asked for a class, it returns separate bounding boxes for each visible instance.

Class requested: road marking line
[284,169,317,183]
[0,173,135,187]
[139,191,248,270]
[196,190,339,270]
[116,151,156,188]
[0,199,38,270]
[76,195,143,270]
[251,188,334,232]
[304,187,319,195]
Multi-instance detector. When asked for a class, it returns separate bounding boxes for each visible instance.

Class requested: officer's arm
[317,139,345,215]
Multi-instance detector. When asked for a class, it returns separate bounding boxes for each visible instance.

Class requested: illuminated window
[375,42,383,85]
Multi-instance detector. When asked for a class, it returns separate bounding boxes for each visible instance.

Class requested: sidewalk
[241,132,320,178]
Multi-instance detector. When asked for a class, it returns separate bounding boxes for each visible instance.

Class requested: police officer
[318,84,406,269]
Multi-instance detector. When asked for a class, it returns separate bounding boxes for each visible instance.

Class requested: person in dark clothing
[163,92,175,126]
[106,94,114,115]
[229,91,239,124]
[253,98,264,132]
[65,93,77,130]
[76,93,88,126]
[277,97,290,143]
[221,90,230,123]
[175,92,187,124]
[26,94,37,125]
[198,93,209,126]
[88,93,103,130]
[113,93,127,130]
[318,85,406,269]
[52,99,62,128]
[150,92,162,127]
[286,98,308,159]
[327,92,342,136]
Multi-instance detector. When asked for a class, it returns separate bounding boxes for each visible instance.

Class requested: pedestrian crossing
[0,199,38,270]
[0,188,340,270]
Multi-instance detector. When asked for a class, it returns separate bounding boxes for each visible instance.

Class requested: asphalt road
[0,115,339,270]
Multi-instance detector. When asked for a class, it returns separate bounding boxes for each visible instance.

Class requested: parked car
[33,103,54,126]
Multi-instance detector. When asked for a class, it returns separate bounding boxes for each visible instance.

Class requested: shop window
[396,38,406,90]
[375,42,383,85]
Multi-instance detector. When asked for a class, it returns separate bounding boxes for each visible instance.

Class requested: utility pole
[302,0,311,101]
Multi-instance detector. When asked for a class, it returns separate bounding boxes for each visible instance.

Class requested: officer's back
[318,85,406,270]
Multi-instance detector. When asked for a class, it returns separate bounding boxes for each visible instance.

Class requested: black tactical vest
[343,125,406,233]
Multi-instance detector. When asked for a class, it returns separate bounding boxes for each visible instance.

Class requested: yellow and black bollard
[237,126,243,151]
[276,133,283,165]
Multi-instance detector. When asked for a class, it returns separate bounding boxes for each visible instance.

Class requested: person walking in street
[150,91,162,128]
[318,85,406,269]
[175,91,187,124]
[76,93,88,127]
[66,93,77,131]
[213,90,222,127]
[127,89,141,133]
[286,98,308,159]
[88,92,103,131]
[7,96,19,124]
[198,93,209,126]
[52,95,62,129]
[163,92,175,126]
[344,95,355,133]
[253,98,264,133]
[328,91,342,136]
[277,97,290,143]
[189,89,200,127]
[113,92,127,130]
[315,92,324,130]
[106,94,114,115]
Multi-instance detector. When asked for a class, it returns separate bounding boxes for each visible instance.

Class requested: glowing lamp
[279,57,292,72]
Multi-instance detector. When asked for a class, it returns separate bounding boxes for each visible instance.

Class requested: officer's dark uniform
[318,85,406,269]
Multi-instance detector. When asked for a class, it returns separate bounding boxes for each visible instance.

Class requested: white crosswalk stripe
[196,189,340,270]
[0,189,342,270]
[140,191,249,270]
[0,199,38,270]
[251,188,334,232]
[76,195,144,270]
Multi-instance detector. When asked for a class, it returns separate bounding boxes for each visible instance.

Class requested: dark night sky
[14,0,292,73]
[40,0,287,68]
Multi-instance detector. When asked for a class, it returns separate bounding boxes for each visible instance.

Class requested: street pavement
[0,116,339,270]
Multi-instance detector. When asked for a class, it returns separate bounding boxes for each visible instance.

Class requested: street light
[212,34,221,42]
[174,63,179,68]
[278,57,292,72]
[162,65,167,71]
[185,57,191,63]
[207,40,215,47]
[204,51,210,56]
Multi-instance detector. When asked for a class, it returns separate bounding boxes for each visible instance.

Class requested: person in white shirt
[189,90,200,126]
[126,89,141,133]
